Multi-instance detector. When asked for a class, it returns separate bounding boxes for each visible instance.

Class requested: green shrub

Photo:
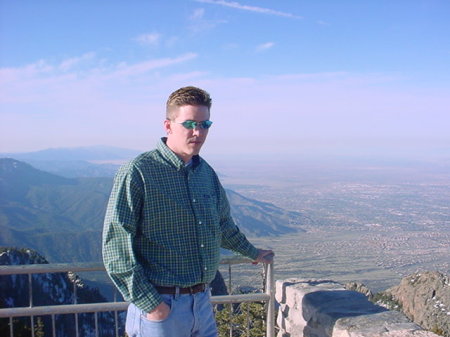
[215,302,266,337]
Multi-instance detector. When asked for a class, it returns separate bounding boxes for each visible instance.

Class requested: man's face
[164,105,211,163]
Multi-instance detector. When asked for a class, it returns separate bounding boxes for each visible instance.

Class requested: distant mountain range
[1,146,142,161]
[0,158,305,263]
[0,146,142,178]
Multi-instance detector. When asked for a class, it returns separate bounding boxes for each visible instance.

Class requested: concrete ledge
[276,279,440,337]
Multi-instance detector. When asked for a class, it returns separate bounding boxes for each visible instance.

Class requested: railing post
[52,314,56,337]
[114,287,119,337]
[228,263,233,337]
[9,316,13,337]
[73,279,79,337]
[28,273,35,337]
[94,312,99,337]
[114,310,119,337]
[265,261,275,337]
[28,273,33,307]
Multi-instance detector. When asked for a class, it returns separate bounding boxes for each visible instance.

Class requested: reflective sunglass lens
[181,121,196,129]
[180,120,213,129]
[201,120,213,129]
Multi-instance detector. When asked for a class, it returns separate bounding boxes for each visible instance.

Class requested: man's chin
[189,144,203,154]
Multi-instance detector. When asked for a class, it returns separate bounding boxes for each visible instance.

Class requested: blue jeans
[125,288,218,337]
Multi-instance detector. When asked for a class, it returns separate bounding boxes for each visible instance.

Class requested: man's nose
[192,126,204,135]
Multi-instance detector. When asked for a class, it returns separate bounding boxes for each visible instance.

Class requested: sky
[1,0,449,159]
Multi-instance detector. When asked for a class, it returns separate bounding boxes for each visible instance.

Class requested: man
[103,86,274,337]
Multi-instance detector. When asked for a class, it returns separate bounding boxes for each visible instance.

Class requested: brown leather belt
[155,283,207,295]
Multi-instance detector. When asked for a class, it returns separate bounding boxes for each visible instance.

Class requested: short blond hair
[166,86,212,120]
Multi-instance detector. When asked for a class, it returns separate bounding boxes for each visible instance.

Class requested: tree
[215,302,266,337]
[34,317,45,337]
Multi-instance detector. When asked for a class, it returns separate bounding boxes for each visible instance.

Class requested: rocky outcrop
[383,271,450,336]
[344,281,374,301]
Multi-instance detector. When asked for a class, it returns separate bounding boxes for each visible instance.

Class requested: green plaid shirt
[102,138,259,312]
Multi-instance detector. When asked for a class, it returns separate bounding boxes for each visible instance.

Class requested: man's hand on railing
[253,249,275,264]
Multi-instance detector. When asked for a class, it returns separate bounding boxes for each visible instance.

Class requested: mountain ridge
[1,146,142,162]
[0,158,305,263]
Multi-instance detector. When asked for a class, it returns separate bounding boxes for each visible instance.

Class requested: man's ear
[164,119,172,134]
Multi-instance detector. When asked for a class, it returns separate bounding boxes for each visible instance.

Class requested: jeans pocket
[141,295,173,323]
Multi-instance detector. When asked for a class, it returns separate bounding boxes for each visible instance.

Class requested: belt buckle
[190,283,203,294]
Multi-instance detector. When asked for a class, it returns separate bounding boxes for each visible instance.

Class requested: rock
[384,271,450,337]
[344,281,374,300]
[276,278,443,337]
[333,311,422,336]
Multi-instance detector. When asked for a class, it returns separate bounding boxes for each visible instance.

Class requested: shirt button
[198,221,202,225]
[204,267,208,271]
[200,244,204,248]
[193,199,196,202]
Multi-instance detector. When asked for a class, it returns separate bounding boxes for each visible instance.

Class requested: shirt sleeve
[216,180,259,260]
[102,163,162,313]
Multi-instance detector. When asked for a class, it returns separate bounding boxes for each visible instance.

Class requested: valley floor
[218,159,450,293]
[230,226,450,293]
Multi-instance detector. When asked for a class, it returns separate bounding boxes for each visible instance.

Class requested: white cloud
[188,6,227,33]
[109,53,198,78]
[195,0,301,19]
[0,52,202,152]
[256,42,275,52]
[59,52,96,71]
[0,53,198,105]
[0,60,54,84]
[190,8,205,20]
[134,33,161,46]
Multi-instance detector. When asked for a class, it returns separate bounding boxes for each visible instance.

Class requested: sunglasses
[173,120,213,130]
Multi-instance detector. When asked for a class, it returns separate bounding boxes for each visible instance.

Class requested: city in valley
[214,156,450,293]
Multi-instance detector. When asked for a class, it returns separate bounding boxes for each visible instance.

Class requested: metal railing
[0,256,275,337]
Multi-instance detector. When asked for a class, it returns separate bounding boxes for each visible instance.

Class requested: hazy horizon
[2,143,450,171]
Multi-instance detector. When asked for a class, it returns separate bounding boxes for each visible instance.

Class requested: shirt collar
[157,137,201,170]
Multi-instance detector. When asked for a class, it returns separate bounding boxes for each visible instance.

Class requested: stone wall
[276,278,440,337]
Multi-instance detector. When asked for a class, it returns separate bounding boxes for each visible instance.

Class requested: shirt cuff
[237,244,259,261]
[132,287,163,313]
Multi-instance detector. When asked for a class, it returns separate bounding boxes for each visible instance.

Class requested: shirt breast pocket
[201,193,220,225]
